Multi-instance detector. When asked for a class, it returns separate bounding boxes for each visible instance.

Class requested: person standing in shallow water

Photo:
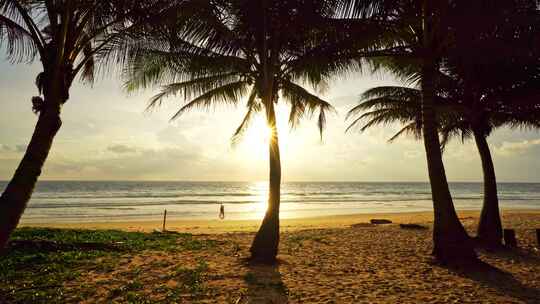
[219,204,225,219]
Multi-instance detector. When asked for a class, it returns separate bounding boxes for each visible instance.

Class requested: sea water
[1,181,539,223]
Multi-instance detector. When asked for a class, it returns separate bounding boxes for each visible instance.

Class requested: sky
[1,60,540,182]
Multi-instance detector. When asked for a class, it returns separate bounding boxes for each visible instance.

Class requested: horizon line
[1,179,539,183]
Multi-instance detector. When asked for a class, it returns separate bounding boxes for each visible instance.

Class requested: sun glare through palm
[237,112,291,162]
[242,116,272,150]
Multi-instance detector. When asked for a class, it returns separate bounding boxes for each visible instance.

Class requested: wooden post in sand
[162,209,167,232]
[504,229,517,247]
[536,229,540,247]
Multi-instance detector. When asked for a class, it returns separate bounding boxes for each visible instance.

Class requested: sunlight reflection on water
[250,181,269,219]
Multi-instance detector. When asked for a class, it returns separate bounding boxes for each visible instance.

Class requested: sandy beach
[20,209,540,234]
[11,209,540,303]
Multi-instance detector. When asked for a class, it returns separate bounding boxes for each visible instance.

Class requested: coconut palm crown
[0,0,176,248]
[340,0,540,261]
[124,0,384,262]
[347,73,540,247]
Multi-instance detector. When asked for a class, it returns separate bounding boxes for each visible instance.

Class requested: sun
[238,114,289,159]
[242,116,272,149]
[233,108,294,178]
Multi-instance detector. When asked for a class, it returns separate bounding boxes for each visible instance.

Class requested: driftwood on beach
[370,219,393,224]
[399,223,428,230]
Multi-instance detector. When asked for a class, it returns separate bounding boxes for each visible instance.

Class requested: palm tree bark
[421,0,475,263]
[421,63,475,262]
[0,98,62,249]
[472,129,503,247]
[250,100,281,263]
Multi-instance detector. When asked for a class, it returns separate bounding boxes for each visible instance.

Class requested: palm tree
[347,78,540,247]
[438,0,540,247]
[341,0,540,260]
[0,0,174,248]
[340,0,476,262]
[123,0,377,263]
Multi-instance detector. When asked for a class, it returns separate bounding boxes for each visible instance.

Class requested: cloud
[404,150,422,159]
[0,144,12,152]
[4,61,540,182]
[156,126,189,144]
[0,144,26,153]
[41,146,205,180]
[107,144,137,154]
[496,139,540,156]
[15,144,26,152]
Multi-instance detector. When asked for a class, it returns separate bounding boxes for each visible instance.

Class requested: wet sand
[21,209,540,234]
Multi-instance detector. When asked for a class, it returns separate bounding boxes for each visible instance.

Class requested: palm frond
[347,107,416,133]
[79,38,95,84]
[1,0,45,57]
[361,86,421,103]
[0,14,37,62]
[388,121,422,142]
[365,56,422,85]
[281,80,335,139]
[153,80,250,121]
[231,88,261,145]
[124,44,251,92]
[145,72,242,110]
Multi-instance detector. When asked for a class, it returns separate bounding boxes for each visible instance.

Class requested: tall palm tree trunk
[0,96,62,249]
[421,62,476,262]
[250,101,281,263]
[472,130,502,247]
[421,0,475,263]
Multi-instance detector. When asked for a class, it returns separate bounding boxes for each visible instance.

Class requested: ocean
[2,181,539,223]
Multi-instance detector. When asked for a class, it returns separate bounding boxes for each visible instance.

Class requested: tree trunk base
[477,216,503,250]
[433,231,477,264]
[473,236,504,250]
[250,237,278,264]
[250,215,279,264]
[248,253,278,265]
[250,248,278,264]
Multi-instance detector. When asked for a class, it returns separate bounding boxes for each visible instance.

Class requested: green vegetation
[8,227,213,251]
[169,259,209,294]
[0,227,215,304]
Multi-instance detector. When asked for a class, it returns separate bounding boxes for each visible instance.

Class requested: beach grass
[0,228,216,303]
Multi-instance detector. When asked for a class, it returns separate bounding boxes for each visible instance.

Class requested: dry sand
[26,210,540,303]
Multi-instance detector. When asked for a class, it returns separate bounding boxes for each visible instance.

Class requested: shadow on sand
[239,260,289,304]
[484,246,540,265]
[445,255,540,304]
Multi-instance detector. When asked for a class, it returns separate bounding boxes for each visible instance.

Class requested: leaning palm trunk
[0,93,63,249]
[472,130,503,247]
[421,61,476,262]
[0,0,157,249]
[250,101,281,263]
